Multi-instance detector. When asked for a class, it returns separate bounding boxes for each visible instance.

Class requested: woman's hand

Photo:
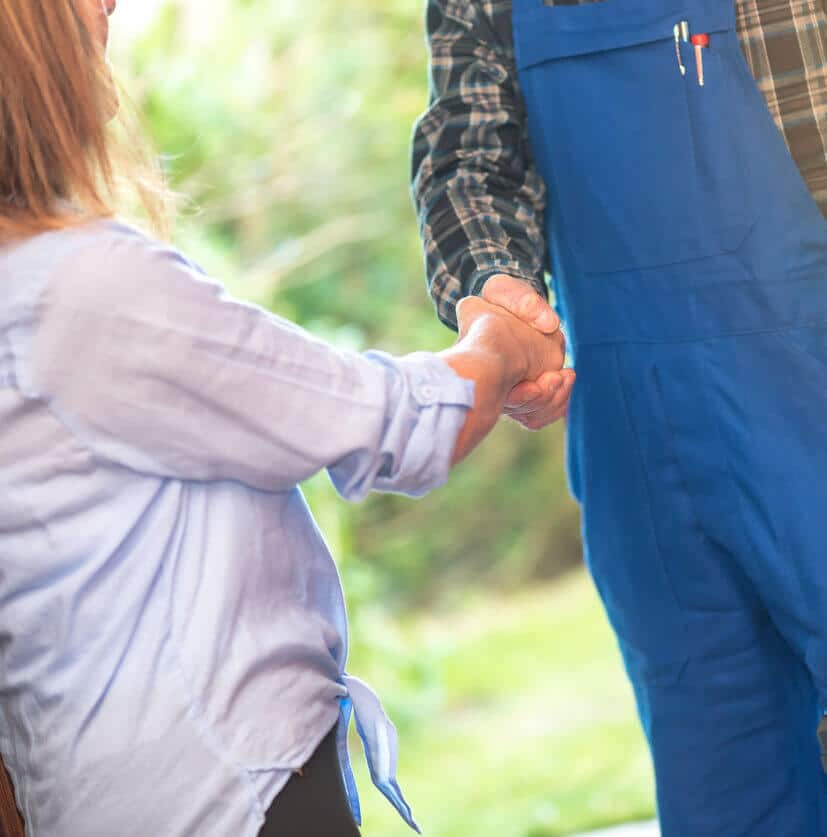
[440,295,573,464]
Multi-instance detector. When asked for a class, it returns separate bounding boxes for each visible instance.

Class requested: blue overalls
[512,0,827,832]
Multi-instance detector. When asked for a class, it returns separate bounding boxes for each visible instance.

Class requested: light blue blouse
[0,222,474,836]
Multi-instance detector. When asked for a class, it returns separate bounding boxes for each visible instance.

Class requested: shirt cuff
[366,351,474,498]
[468,267,549,300]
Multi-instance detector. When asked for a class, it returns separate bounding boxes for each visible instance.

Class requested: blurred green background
[111,1,655,834]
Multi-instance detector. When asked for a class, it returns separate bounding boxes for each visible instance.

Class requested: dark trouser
[259,725,362,837]
[0,754,24,837]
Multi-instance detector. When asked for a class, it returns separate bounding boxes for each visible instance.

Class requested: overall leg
[571,342,826,836]
[700,326,827,823]
[629,620,825,836]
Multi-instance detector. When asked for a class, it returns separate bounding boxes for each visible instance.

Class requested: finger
[521,329,567,385]
[516,391,572,429]
[504,380,543,410]
[508,406,562,429]
[504,371,563,413]
[454,294,487,336]
[551,369,576,408]
[505,396,556,419]
[522,404,569,430]
[505,370,562,407]
[482,275,559,333]
[538,369,565,398]
[518,372,575,429]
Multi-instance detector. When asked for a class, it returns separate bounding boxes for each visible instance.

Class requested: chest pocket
[515,0,754,276]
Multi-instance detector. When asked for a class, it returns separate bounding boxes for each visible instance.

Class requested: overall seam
[694,342,794,627]
[647,355,753,616]
[611,344,691,676]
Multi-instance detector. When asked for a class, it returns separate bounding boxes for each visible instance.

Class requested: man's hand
[481,274,575,430]
[441,296,568,464]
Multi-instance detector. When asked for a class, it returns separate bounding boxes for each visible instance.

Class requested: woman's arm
[23,225,560,498]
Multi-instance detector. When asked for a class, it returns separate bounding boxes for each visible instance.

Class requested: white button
[419,385,436,402]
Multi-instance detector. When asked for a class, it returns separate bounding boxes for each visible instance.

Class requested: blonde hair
[0,0,168,238]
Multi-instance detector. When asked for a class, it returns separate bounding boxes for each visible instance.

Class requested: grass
[347,569,657,837]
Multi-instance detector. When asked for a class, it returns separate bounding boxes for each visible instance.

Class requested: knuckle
[482,274,509,301]
[526,413,542,430]
[458,295,483,319]
[518,294,539,317]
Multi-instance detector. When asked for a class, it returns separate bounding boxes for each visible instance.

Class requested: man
[413,0,827,834]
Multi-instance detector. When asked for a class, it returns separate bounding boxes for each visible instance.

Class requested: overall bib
[512,0,827,832]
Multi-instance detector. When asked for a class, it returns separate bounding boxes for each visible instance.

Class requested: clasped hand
[481,274,574,430]
[441,274,574,463]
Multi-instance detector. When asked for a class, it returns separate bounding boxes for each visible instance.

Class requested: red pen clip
[690,33,709,86]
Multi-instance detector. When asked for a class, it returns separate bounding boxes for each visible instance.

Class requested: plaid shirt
[412,0,827,328]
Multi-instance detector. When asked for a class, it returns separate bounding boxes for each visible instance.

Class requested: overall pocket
[514,0,753,275]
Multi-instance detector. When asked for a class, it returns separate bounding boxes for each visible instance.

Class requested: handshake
[441,274,575,464]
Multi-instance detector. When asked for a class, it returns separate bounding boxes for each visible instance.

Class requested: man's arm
[412,0,574,427]
[412,0,549,330]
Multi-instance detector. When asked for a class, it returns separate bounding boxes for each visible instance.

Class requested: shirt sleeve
[411,0,549,331]
[23,225,474,499]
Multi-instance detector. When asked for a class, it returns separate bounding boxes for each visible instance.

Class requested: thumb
[454,294,489,337]
[482,274,559,334]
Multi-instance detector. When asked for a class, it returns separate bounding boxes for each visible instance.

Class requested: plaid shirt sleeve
[411,0,549,330]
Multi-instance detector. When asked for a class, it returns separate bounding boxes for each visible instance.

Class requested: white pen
[674,24,686,76]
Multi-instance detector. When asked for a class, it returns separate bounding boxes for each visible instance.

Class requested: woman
[0,1,567,835]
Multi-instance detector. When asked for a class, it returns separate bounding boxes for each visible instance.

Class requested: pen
[691,33,710,86]
[674,24,686,75]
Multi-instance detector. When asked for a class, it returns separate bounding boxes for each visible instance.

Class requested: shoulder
[54,220,202,291]
[26,220,211,320]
